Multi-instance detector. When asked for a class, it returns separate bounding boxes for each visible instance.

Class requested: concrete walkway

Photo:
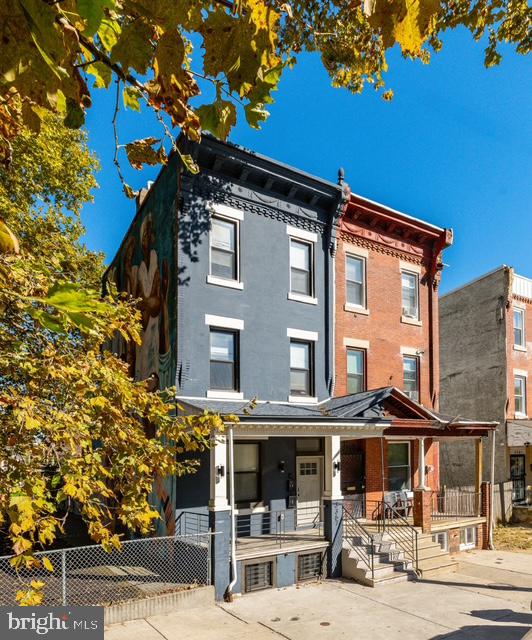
[106,552,532,640]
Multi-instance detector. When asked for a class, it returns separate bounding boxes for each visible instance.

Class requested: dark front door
[510,454,526,503]
[341,441,365,517]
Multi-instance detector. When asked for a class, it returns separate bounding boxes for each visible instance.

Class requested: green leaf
[77,0,116,36]
[244,103,269,129]
[98,18,121,51]
[63,99,85,129]
[86,61,112,89]
[196,99,237,140]
[123,86,142,111]
[111,20,154,74]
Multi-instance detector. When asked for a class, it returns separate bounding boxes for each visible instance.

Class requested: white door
[296,456,322,528]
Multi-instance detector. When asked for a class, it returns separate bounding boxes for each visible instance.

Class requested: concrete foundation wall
[439,267,510,486]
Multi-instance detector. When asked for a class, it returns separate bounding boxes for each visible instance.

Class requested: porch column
[413,437,432,533]
[208,434,231,600]
[475,438,483,505]
[323,435,343,578]
[480,481,492,550]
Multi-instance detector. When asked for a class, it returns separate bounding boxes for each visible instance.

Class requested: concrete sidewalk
[106,551,532,640]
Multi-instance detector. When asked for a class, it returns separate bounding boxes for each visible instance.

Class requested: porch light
[278,460,286,473]
[215,464,225,482]
[333,460,341,473]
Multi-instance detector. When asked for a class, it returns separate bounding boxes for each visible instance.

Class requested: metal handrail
[342,504,375,580]
[375,501,419,575]
[175,511,210,536]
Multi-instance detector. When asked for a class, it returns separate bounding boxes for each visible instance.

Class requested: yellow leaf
[42,556,54,572]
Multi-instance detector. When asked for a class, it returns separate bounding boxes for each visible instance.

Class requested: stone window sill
[344,303,369,315]
[513,344,527,352]
[401,315,422,327]
[206,275,244,290]
[288,292,318,305]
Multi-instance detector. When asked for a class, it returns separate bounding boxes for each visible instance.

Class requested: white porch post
[323,435,343,578]
[417,437,427,490]
[209,434,228,510]
[323,435,342,500]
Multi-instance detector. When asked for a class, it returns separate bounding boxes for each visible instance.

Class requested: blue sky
[83,28,531,294]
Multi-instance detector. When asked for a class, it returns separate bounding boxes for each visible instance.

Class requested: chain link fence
[0,534,212,606]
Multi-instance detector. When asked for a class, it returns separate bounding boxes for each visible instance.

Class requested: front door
[296,456,322,528]
[510,454,526,503]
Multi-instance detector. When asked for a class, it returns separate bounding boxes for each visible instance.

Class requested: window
[515,375,527,415]
[387,442,411,491]
[244,560,274,592]
[514,308,525,348]
[401,271,419,319]
[403,355,420,402]
[460,527,477,550]
[290,340,313,397]
[346,255,366,308]
[234,443,260,503]
[210,329,238,391]
[297,552,322,581]
[347,348,366,394]
[290,239,313,296]
[432,532,448,551]
[210,217,238,280]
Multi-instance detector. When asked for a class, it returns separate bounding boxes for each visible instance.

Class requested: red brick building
[335,192,453,515]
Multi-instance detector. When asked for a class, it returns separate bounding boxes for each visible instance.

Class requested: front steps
[342,534,414,587]
[342,528,459,586]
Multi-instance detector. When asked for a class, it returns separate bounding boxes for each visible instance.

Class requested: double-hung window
[346,255,366,308]
[347,348,366,394]
[403,355,419,402]
[234,443,260,503]
[515,375,527,416]
[210,216,238,281]
[210,329,239,391]
[514,308,525,348]
[290,239,313,297]
[401,270,419,320]
[290,340,313,397]
[387,442,411,491]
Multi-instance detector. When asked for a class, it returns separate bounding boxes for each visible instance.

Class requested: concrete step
[417,556,459,578]
[342,548,412,587]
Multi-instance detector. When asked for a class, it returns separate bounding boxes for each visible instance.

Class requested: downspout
[225,424,238,601]
[489,427,496,549]
[427,229,453,410]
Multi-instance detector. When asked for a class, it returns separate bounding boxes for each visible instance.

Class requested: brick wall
[334,233,437,409]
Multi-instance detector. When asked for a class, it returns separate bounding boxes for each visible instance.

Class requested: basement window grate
[298,552,322,581]
[244,561,273,592]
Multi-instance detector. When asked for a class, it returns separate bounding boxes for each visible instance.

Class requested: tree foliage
[0,0,530,189]
[0,116,229,604]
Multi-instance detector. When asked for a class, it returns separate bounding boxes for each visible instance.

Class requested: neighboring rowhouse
[335,193,452,513]
[440,266,532,504]
[107,136,496,600]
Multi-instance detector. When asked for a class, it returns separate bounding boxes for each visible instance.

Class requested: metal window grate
[244,561,273,592]
[297,552,322,581]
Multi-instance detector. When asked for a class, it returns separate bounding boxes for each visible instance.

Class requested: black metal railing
[374,501,419,574]
[235,504,324,548]
[431,490,480,520]
[342,503,375,580]
[175,511,210,536]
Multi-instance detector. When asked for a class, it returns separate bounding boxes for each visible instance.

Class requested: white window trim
[288,292,318,305]
[514,373,527,418]
[289,236,315,299]
[207,275,244,290]
[399,260,422,274]
[209,214,242,286]
[401,346,421,356]
[344,337,370,349]
[401,269,420,321]
[210,202,244,221]
[288,395,318,404]
[287,328,318,341]
[513,307,526,350]
[286,225,318,243]
[344,303,370,315]
[205,314,244,330]
[513,369,528,377]
[459,526,477,550]
[207,390,244,400]
[387,441,412,491]
[345,253,368,312]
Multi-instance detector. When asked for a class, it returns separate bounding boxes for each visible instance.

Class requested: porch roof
[177,387,497,438]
